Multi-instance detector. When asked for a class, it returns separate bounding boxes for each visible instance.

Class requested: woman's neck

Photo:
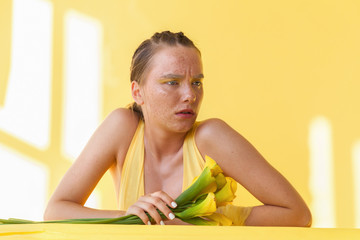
[143,123,187,162]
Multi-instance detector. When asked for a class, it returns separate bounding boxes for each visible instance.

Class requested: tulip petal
[176,167,216,206]
[176,192,217,219]
[215,177,237,206]
[205,156,222,176]
[215,172,226,190]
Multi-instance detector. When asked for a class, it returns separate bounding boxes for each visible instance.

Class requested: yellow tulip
[187,157,224,195]
[204,156,222,176]
[215,177,237,206]
[176,167,217,205]
[196,181,217,199]
[176,192,217,219]
[204,155,216,168]
[189,156,225,199]
[215,172,226,190]
[205,213,233,226]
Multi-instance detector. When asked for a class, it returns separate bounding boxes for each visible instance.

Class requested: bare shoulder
[101,108,140,145]
[196,118,231,135]
[88,108,140,163]
[195,118,238,148]
[105,108,139,127]
[195,118,259,168]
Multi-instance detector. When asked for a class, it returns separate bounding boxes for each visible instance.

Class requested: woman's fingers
[150,191,178,209]
[127,200,165,225]
[126,191,177,225]
[144,194,176,221]
[126,205,152,225]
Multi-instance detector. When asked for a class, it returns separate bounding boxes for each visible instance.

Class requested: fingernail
[160,220,165,225]
[147,221,151,225]
[169,213,175,220]
[171,202,177,208]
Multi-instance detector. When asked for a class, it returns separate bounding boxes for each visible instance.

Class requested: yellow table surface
[1,224,360,240]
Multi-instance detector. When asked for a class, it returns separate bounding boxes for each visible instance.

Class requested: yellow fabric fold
[181,121,206,191]
[118,120,145,210]
[118,120,204,210]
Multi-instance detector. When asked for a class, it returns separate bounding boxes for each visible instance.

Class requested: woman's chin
[170,120,197,133]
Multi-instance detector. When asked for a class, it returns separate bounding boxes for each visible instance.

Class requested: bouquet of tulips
[0,156,237,226]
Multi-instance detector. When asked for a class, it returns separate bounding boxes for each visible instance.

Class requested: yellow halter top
[118,120,252,225]
[118,120,205,211]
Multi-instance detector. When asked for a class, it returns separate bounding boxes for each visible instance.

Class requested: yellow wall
[1,0,360,228]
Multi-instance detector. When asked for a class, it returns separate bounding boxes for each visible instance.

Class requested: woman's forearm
[44,200,126,221]
[244,204,312,227]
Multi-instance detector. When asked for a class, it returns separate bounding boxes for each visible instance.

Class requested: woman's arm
[44,108,138,220]
[45,108,179,225]
[196,118,312,227]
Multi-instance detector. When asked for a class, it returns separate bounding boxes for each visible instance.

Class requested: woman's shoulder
[106,108,140,126]
[99,108,140,145]
[98,108,141,164]
[196,118,232,138]
[195,118,235,151]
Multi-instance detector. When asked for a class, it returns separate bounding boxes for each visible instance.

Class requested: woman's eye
[192,81,202,87]
[167,80,178,85]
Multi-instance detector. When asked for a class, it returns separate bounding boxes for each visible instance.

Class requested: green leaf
[179,217,218,225]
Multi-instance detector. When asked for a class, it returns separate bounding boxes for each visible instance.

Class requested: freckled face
[139,45,204,133]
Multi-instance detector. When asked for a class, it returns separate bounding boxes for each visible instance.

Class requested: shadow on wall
[0,0,105,220]
[0,0,12,107]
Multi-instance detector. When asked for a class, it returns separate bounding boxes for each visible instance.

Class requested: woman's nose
[182,83,196,103]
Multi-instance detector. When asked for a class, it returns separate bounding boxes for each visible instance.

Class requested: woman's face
[136,45,204,133]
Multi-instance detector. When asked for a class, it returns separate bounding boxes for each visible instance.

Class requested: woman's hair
[128,31,200,119]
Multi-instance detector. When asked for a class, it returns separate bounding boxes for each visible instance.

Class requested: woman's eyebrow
[160,74,183,79]
[193,73,204,79]
[159,73,204,79]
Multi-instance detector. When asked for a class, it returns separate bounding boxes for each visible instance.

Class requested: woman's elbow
[301,208,312,227]
[43,203,53,221]
[43,200,60,221]
[293,206,312,227]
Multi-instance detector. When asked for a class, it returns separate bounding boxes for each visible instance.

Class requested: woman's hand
[126,191,177,225]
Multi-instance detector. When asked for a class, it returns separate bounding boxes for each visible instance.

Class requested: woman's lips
[175,109,195,118]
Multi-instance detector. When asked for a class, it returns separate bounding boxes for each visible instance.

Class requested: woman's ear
[131,81,144,105]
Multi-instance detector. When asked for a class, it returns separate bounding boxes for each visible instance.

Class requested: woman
[44,31,312,226]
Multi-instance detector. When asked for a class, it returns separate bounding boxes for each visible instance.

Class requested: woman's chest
[143,155,183,199]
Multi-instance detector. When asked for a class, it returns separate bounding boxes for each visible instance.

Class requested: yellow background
[1,0,360,228]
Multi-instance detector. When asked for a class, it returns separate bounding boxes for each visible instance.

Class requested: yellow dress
[118,120,251,225]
